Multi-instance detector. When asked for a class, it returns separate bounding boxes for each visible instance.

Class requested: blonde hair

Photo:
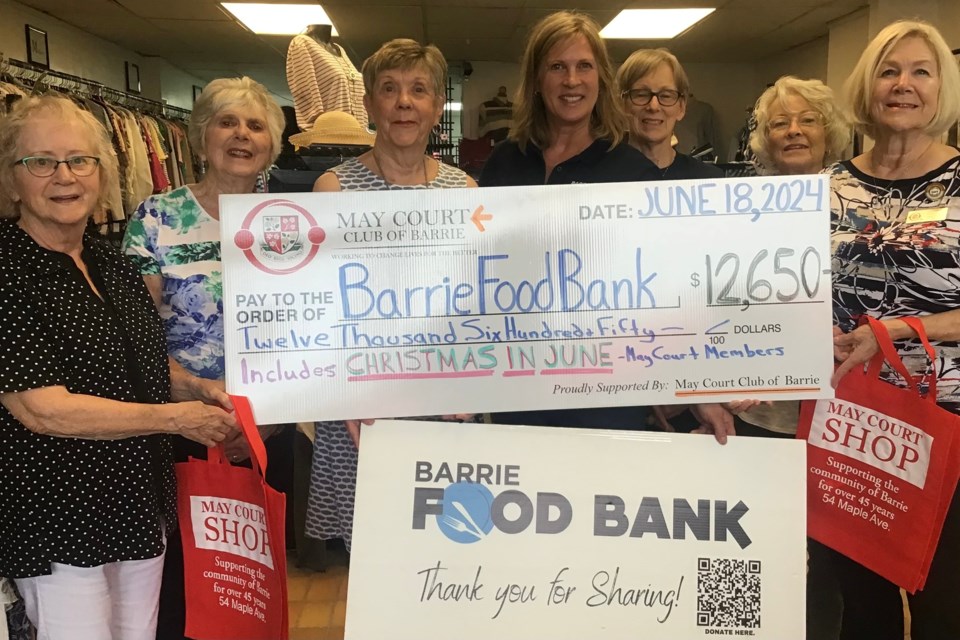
[510,11,626,151]
[749,76,851,172]
[616,48,691,97]
[0,95,119,220]
[189,76,285,168]
[844,20,960,138]
[362,38,448,98]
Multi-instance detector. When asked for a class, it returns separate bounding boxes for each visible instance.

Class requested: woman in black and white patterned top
[308,39,476,553]
[0,95,237,639]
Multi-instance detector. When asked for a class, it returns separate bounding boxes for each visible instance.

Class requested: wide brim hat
[289,111,375,148]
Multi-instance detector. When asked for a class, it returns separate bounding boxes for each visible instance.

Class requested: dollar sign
[690,272,700,287]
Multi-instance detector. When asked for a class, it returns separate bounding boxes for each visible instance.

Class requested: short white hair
[749,76,851,172]
[189,76,285,169]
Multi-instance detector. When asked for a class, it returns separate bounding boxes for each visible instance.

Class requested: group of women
[0,7,958,640]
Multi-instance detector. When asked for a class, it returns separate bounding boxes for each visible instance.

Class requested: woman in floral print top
[122,76,286,640]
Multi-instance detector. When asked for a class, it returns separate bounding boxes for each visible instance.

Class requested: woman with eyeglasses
[741,76,852,640]
[0,95,237,639]
[731,76,850,443]
[616,48,724,180]
[732,77,849,438]
[749,76,850,176]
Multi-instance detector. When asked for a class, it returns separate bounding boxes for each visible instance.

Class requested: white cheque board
[220,176,834,423]
[346,420,807,639]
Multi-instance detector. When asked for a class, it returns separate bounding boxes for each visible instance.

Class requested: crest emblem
[263,215,300,255]
[234,199,325,275]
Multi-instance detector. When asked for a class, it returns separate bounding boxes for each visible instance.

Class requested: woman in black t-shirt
[479,11,735,441]
[616,48,724,180]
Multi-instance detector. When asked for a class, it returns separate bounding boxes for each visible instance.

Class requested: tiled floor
[287,546,349,640]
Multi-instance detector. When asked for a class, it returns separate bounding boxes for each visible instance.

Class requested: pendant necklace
[370,152,429,188]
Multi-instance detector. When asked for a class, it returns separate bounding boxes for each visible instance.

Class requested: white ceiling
[16,0,868,101]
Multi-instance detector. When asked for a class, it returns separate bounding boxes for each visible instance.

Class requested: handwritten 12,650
[690,247,823,305]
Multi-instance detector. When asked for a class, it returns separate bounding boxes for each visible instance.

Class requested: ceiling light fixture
[220,3,338,36]
[600,8,715,39]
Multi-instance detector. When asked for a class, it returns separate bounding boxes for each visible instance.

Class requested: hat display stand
[271,110,374,193]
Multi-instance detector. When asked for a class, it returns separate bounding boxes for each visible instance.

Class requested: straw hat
[289,111,375,148]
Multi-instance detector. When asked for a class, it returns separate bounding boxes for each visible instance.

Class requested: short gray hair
[0,95,120,220]
[616,48,690,98]
[749,76,851,172]
[362,39,448,98]
[189,76,285,168]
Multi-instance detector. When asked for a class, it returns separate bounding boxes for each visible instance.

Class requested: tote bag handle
[865,317,937,403]
[207,395,269,479]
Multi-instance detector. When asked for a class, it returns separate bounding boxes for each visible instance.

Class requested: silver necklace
[370,152,429,188]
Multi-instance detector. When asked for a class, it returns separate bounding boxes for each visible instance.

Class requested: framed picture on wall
[193,85,203,104]
[126,61,141,94]
[25,25,49,68]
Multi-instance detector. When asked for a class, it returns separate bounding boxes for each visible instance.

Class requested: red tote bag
[798,317,960,593]
[175,395,289,640]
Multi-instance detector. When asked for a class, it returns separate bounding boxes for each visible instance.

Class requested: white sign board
[346,421,806,639]
[220,176,834,423]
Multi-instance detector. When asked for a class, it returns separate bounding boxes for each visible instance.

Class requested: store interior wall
[460,61,521,140]
[2,0,958,151]
[0,0,205,109]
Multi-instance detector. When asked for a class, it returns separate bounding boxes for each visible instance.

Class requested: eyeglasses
[13,155,101,177]
[621,89,684,107]
[767,112,824,133]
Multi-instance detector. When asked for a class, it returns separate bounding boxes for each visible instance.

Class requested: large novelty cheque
[346,420,806,639]
[221,176,834,423]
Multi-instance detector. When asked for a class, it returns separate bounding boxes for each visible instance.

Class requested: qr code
[696,557,761,629]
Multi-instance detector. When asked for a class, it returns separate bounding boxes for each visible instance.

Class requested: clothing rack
[0,56,191,119]
[1,55,200,248]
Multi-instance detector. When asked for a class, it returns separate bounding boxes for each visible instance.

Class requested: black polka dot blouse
[0,220,176,578]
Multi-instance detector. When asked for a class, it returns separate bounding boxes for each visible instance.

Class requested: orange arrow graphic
[471,205,493,232]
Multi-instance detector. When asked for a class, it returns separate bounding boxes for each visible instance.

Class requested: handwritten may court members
[0,95,236,640]
[826,20,960,640]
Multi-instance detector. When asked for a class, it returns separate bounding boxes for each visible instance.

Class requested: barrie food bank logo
[412,461,754,548]
[234,199,326,275]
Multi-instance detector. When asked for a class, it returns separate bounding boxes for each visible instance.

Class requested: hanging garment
[285,34,368,130]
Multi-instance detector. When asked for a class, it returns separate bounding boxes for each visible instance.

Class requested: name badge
[906,207,948,224]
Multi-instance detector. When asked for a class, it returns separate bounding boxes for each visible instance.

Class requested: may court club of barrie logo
[233,199,326,275]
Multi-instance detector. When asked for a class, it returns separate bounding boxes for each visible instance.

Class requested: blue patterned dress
[305,158,473,552]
